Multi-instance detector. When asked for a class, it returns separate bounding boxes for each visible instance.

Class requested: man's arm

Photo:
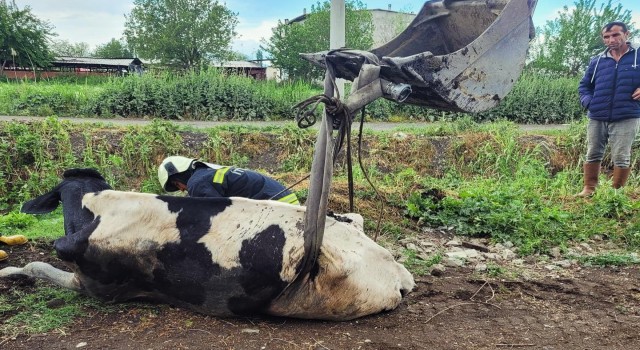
[187,173,224,198]
[578,58,597,109]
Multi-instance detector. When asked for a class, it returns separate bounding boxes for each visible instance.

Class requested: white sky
[14,0,640,59]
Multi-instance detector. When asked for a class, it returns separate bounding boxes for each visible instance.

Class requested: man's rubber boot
[0,250,7,261]
[575,162,600,197]
[612,166,631,189]
[0,235,28,246]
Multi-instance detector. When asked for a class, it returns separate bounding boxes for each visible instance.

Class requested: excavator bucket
[301,0,537,113]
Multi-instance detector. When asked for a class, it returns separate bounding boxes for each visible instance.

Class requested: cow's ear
[21,191,60,214]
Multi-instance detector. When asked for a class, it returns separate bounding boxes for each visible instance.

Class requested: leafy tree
[50,39,92,57]
[93,38,133,58]
[261,0,373,81]
[124,0,238,69]
[0,0,54,74]
[528,0,633,76]
[225,51,249,61]
[255,49,264,67]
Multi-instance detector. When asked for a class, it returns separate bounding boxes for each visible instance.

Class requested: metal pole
[330,0,345,97]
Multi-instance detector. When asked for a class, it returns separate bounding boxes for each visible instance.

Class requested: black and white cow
[0,169,414,320]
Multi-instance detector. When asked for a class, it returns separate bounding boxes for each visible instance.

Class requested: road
[0,115,569,132]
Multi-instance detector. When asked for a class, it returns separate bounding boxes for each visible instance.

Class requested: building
[3,57,144,79]
[285,5,416,48]
[213,60,268,80]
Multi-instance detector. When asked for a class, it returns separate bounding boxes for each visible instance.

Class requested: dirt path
[0,115,569,132]
[2,243,639,350]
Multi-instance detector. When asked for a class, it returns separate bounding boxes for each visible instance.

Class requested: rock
[445,240,462,247]
[445,251,469,259]
[430,264,446,276]
[417,253,432,261]
[579,243,593,252]
[474,263,488,272]
[501,249,517,261]
[241,329,260,334]
[555,260,572,268]
[406,243,418,251]
[483,253,501,261]
[76,343,87,348]
[512,259,525,266]
[419,241,436,248]
[443,257,465,268]
[461,241,491,252]
[550,247,562,258]
[544,264,558,271]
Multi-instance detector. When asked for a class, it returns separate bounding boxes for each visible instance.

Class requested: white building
[286,5,416,48]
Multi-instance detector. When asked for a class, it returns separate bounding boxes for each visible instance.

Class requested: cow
[0,168,414,320]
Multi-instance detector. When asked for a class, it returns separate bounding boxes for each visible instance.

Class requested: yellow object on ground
[0,250,7,261]
[0,235,28,246]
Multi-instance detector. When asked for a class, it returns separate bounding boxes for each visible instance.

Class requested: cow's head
[21,168,111,236]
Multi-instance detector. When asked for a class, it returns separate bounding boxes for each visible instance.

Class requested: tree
[225,51,249,61]
[50,39,92,57]
[0,0,54,74]
[93,38,133,58]
[255,49,264,67]
[261,0,373,81]
[528,0,633,76]
[124,0,238,69]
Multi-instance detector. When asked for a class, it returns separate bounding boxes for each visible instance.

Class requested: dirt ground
[2,241,639,350]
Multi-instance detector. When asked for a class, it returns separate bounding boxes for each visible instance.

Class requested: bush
[0,70,584,123]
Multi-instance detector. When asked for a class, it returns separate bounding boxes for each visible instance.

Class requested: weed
[486,263,505,277]
[0,287,86,335]
[574,253,640,267]
[402,249,442,276]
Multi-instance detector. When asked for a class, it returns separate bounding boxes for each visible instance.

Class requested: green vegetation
[3,117,640,258]
[0,284,140,336]
[1,1,54,75]
[0,210,64,241]
[404,121,640,255]
[125,0,238,69]
[574,253,640,267]
[3,116,640,336]
[403,250,443,276]
[0,287,87,335]
[262,0,373,81]
[0,70,583,124]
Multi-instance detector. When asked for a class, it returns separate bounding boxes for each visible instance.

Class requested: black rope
[267,173,310,201]
[292,89,382,238]
[356,107,386,242]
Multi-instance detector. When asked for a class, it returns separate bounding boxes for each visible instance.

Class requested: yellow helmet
[158,156,196,192]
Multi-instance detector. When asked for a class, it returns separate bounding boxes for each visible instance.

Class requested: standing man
[576,21,640,197]
[158,156,300,205]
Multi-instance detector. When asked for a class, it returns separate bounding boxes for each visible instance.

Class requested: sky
[13,0,640,59]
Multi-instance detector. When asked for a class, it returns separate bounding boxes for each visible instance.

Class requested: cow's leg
[0,262,82,292]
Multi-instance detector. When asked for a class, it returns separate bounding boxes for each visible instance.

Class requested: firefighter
[158,156,300,205]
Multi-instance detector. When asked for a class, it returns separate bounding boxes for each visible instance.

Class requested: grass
[0,210,64,241]
[403,249,443,276]
[573,253,640,267]
[0,287,87,336]
[1,70,584,124]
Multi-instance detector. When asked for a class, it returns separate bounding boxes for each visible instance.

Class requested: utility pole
[330,0,345,96]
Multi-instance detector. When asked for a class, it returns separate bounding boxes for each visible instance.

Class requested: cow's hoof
[0,250,7,261]
[0,235,28,246]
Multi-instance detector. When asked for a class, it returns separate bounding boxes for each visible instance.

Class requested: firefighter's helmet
[158,156,196,192]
